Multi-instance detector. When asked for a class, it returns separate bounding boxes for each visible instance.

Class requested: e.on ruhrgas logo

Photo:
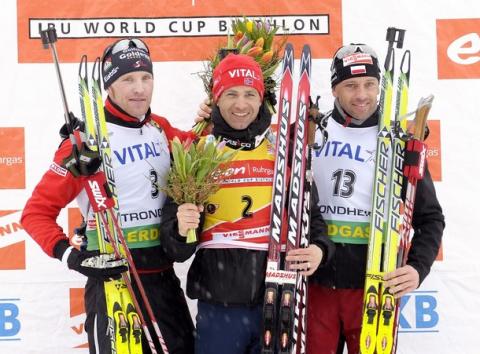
[425,120,442,182]
[0,210,26,270]
[17,0,342,63]
[70,288,88,349]
[0,128,25,189]
[436,18,480,79]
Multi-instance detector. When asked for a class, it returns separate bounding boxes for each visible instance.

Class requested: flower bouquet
[193,17,287,135]
[164,135,237,243]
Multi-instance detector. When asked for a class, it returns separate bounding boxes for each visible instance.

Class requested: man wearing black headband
[22,38,195,354]
[306,44,445,353]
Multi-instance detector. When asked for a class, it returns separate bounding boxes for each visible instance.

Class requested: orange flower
[234,31,244,43]
[246,46,263,57]
[260,50,273,63]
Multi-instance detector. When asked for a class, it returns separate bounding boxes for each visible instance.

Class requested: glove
[59,112,85,140]
[66,247,128,280]
[62,142,102,177]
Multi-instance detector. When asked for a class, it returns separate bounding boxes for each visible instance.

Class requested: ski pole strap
[83,172,116,212]
[62,142,102,177]
[403,139,427,180]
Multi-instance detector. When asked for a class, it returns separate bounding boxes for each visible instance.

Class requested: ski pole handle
[384,27,406,70]
[39,26,75,137]
[40,26,58,48]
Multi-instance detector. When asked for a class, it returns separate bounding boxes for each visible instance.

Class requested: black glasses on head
[102,38,150,62]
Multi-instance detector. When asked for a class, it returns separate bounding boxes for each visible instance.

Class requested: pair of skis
[360,28,434,354]
[261,43,313,354]
[40,27,168,354]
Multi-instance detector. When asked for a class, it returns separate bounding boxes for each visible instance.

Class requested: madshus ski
[262,44,312,354]
[41,27,168,354]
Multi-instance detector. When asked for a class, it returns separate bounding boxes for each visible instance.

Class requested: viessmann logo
[437,18,480,79]
[0,211,26,271]
[17,0,342,63]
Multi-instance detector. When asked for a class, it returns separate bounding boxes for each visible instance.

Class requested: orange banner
[70,288,89,349]
[0,128,25,189]
[18,0,342,63]
[426,120,442,182]
[436,18,480,79]
[0,210,25,270]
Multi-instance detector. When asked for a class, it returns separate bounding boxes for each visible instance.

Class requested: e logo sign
[437,18,480,79]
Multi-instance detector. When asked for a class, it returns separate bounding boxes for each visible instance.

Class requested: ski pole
[40,26,76,139]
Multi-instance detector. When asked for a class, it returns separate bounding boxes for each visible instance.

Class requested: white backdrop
[1,1,479,353]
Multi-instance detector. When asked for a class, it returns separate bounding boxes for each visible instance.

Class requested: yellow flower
[246,20,254,33]
[255,37,264,49]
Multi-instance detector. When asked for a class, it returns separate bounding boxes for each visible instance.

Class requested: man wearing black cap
[306,44,445,353]
[22,38,195,354]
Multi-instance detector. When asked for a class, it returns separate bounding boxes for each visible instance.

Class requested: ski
[360,27,405,354]
[262,42,294,354]
[392,94,434,353]
[376,49,411,354]
[283,45,311,354]
[261,44,312,354]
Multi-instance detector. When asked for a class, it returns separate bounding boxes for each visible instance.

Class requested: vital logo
[314,140,372,162]
[436,18,480,79]
[0,298,21,341]
[0,210,26,270]
[17,0,342,62]
[398,290,439,333]
[70,288,88,348]
[114,141,162,165]
[0,128,25,189]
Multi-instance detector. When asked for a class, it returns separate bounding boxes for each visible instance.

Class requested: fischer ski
[261,44,312,354]
[360,27,406,354]
[360,28,435,354]
[375,49,410,354]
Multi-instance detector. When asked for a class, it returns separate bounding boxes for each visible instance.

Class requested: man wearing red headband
[160,53,334,354]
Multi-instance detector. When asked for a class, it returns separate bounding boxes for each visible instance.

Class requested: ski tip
[300,45,312,76]
[282,43,295,72]
[418,94,434,108]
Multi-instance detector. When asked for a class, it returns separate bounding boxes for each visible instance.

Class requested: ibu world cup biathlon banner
[1,0,479,353]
